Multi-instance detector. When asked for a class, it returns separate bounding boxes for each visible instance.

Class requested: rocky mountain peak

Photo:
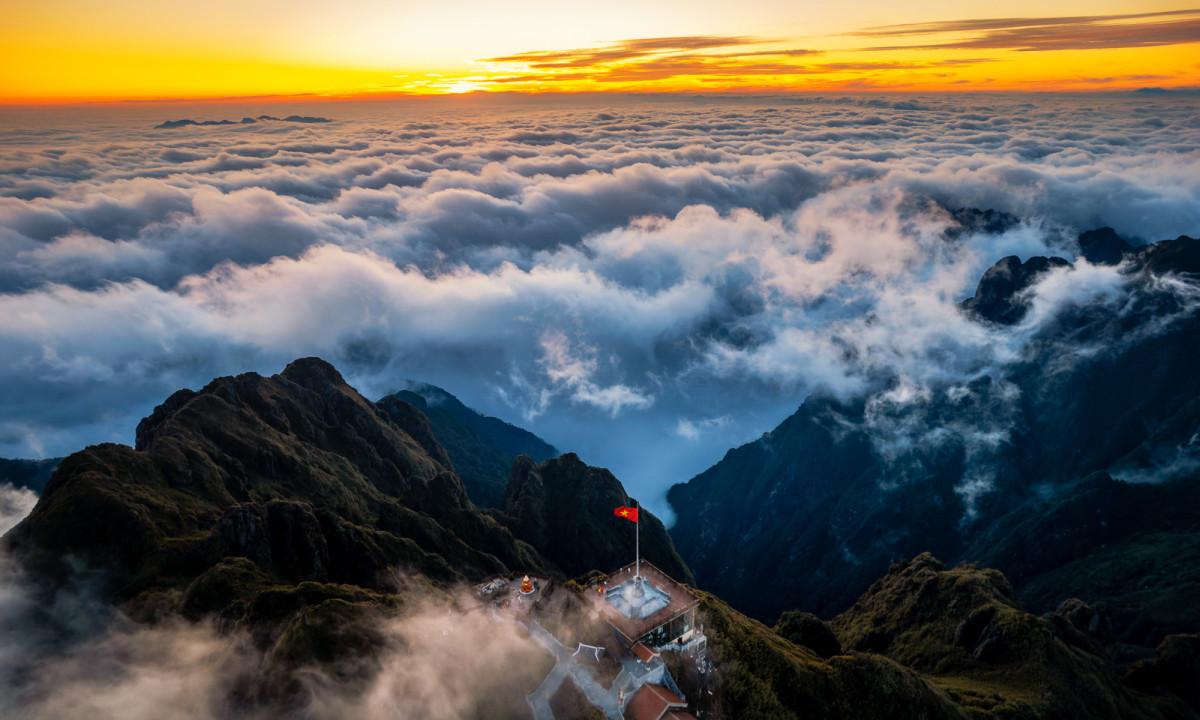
[279,356,348,391]
[493,452,694,583]
[5,358,565,604]
[960,254,1072,325]
[1137,234,1200,277]
[1078,227,1134,265]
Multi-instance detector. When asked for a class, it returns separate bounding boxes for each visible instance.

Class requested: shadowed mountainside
[380,383,558,508]
[828,554,1192,720]
[2,358,685,625]
[0,458,62,494]
[669,552,1196,719]
[2,357,689,714]
[668,232,1200,639]
[3,356,1197,717]
[492,452,693,583]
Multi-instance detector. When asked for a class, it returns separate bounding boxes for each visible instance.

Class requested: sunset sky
[2,0,1198,102]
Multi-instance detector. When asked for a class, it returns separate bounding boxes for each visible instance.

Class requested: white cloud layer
[1,94,1198,513]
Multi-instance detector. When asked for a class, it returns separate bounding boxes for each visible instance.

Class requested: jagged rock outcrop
[494,452,694,583]
[959,254,1072,324]
[1140,235,1200,277]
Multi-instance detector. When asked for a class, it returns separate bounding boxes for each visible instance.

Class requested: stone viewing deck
[594,561,700,645]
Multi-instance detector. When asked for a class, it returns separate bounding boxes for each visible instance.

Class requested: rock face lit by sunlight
[0,93,1197,514]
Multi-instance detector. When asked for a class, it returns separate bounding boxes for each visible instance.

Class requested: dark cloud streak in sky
[482,36,765,68]
[855,9,1200,52]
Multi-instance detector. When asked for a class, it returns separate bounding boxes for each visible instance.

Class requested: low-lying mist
[0,509,561,720]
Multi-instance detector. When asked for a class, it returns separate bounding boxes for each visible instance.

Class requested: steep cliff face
[494,452,694,584]
[382,383,558,508]
[669,233,1200,630]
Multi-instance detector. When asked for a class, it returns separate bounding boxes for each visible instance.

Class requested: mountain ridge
[668,231,1200,642]
[5,358,675,610]
[3,354,1196,717]
[382,382,558,508]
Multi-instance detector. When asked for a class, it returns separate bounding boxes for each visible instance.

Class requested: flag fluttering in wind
[614,505,639,523]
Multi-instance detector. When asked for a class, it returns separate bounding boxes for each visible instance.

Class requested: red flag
[614,506,639,522]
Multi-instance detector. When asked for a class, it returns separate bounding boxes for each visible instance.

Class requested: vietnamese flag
[614,506,639,522]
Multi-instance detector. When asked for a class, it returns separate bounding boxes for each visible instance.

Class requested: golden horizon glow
[2,1,1198,104]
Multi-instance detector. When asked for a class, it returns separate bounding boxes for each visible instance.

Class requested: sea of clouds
[1,93,1198,514]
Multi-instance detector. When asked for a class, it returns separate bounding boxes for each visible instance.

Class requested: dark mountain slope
[494,452,693,583]
[1,357,693,717]
[967,472,1200,650]
[383,382,558,507]
[684,588,968,720]
[4,355,1194,717]
[4,358,550,607]
[674,552,1192,719]
[0,457,61,493]
[669,233,1200,631]
[830,554,1175,720]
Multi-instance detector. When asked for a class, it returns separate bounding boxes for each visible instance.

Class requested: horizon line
[3,84,1198,109]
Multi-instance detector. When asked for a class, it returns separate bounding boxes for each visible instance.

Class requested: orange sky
[1,1,1198,103]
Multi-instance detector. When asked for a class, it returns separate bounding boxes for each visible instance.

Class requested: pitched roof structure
[624,683,688,720]
[631,641,660,664]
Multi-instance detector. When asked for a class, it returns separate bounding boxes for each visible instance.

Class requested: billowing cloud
[538,329,653,416]
[0,94,1198,516]
[0,484,36,535]
[0,539,561,720]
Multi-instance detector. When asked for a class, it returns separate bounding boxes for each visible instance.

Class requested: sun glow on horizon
[2,0,1198,103]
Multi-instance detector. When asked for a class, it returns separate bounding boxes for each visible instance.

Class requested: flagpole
[635,500,640,579]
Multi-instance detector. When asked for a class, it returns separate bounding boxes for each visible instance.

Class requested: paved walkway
[526,621,626,720]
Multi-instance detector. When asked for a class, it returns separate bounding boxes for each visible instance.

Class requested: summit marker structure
[614,503,640,577]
